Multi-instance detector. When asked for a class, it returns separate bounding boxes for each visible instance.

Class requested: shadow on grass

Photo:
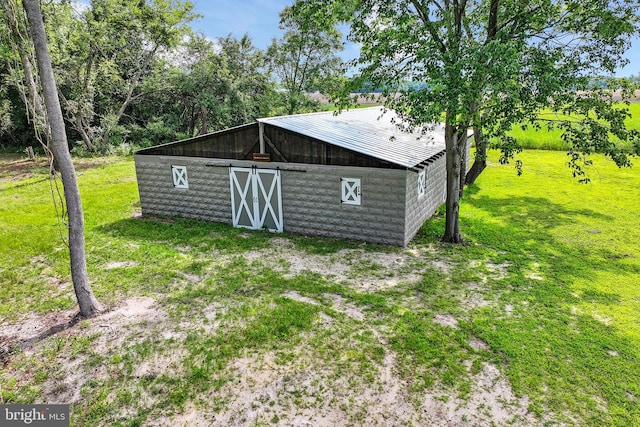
[1,177,50,191]
[461,195,631,282]
[96,215,274,253]
[417,194,640,424]
[418,194,623,282]
[97,214,381,255]
[1,313,81,367]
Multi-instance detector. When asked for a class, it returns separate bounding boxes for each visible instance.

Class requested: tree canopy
[267,6,345,115]
[290,0,640,242]
[0,0,343,154]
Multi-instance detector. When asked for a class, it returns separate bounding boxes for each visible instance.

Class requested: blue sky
[191,0,640,78]
[190,0,361,62]
[192,0,288,47]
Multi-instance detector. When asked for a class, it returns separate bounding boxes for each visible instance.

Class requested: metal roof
[258,108,446,168]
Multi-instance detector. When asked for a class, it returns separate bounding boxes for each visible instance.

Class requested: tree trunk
[198,105,208,135]
[23,0,101,317]
[75,114,96,152]
[98,47,157,150]
[458,133,467,198]
[465,125,487,185]
[442,121,465,243]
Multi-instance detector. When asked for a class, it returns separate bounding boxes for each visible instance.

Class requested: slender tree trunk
[442,120,465,243]
[459,133,467,198]
[23,0,101,317]
[98,48,157,150]
[198,105,208,135]
[75,114,96,152]
[465,126,487,185]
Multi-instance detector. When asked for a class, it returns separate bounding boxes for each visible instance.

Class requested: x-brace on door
[229,167,283,232]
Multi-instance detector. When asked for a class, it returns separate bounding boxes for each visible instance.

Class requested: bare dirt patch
[283,291,320,306]
[0,308,79,366]
[486,261,512,280]
[104,261,138,269]
[469,337,490,351]
[188,345,421,427]
[245,246,426,291]
[433,313,459,329]
[88,297,168,354]
[421,362,535,426]
[0,309,77,347]
[0,155,49,182]
[459,282,493,309]
[153,328,534,427]
[0,154,124,182]
[325,293,366,321]
[7,297,171,404]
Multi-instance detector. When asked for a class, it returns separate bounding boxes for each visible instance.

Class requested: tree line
[0,0,344,154]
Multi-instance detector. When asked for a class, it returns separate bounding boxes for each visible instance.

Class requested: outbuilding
[134,107,470,246]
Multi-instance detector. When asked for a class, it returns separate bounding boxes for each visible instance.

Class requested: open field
[506,102,640,151]
[0,149,639,426]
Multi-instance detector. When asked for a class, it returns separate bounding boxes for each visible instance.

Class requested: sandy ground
[0,238,538,426]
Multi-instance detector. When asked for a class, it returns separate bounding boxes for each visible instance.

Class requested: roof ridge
[257,106,384,122]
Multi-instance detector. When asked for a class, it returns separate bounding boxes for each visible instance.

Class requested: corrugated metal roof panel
[258,108,446,168]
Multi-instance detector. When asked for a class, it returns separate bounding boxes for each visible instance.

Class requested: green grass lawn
[0,147,639,426]
[506,102,640,151]
[422,150,640,424]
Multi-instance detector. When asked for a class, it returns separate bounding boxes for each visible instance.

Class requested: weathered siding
[136,122,405,169]
[135,155,408,245]
[403,152,447,245]
[137,123,259,159]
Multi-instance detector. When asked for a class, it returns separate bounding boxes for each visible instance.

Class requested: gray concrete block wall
[135,155,409,246]
[134,155,232,224]
[403,153,447,245]
[281,165,407,246]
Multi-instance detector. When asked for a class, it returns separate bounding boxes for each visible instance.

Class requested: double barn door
[229,167,283,232]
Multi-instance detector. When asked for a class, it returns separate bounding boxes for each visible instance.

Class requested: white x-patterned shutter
[341,178,361,205]
[417,169,426,197]
[172,165,188,189]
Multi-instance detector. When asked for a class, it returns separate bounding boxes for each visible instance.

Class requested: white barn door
[254,169,283,232]
[230,167,255,229]
[229,167,283,232]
